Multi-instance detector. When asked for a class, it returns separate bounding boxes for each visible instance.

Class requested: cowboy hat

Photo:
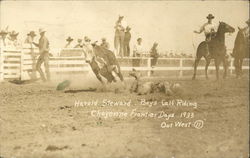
[84,36,91,42]
[9,31,19,37]
[119,15,124,19]
[153,42,158,46]
[0,30,8,35]
[101,38,106,41]
[126,26,131,30]
[27,31,36,37]
[66,36,73,42]
[39,28,46,34]
[207,14,215,19]
[137,37,142,41]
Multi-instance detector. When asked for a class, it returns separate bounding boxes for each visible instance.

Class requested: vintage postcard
[0,0,249,158]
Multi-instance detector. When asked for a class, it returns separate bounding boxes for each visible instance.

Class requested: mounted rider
[194,14,217,57]
[231,19,250,57]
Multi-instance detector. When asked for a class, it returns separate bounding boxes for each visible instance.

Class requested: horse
[192,22,235,80]
[83,43,124,84]
[231,27,249,78]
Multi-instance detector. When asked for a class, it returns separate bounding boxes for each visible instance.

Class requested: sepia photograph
[0,0,249,158]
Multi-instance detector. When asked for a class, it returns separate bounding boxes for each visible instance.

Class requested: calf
[129,69,182,95]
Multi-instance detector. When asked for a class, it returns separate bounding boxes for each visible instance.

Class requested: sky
[0,0,249,55]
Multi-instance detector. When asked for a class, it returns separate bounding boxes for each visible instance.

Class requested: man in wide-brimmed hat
[25,31,36,44]
[243,19,249,38]
[33,28,50,82]
[64,36,74,48]
[194,14,216,41]
[100,38,110,50]
[114,15,127,57]
[7,30,22,49]
[74,38,83,48]
[194,14,217,57]
[124,26,131,56]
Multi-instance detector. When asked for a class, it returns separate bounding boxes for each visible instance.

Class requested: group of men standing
[0,28,22,49]
[114,15,131,57]
[0,28,51,82]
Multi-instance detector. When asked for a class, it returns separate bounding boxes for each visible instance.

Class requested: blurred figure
[64,36,74,48]
[83,36,91,46]
[150,42,159,67]
[33,28,50,82]
[7,31,22,49]
[83,36,92,52]
[243,19,249,38]
[74,39,83,48]
[132,38,143,67]
[124,26,131,57]
[100,38,110,49]
[150,42,159,75]
[24,31,37,48]
[0,29,8,47]
[114,15,127,57]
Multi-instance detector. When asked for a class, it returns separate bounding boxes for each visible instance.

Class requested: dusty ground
[0,74,249,158]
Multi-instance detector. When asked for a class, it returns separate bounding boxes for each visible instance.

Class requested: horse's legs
[93,70,104,84]
[215,58,221,80]
[222,57,228,79]
[239,59,243,77]
[234,58,239,78]
[204,56,211,79]
[192,57,201,80]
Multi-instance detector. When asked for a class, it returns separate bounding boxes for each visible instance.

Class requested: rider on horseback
[194,14,217,58]
[231,19,249,58]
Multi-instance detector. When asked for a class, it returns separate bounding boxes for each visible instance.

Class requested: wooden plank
[4,74,20,79]
[50,67,90,72]
[3,63,21,67]
[4,69,20,74]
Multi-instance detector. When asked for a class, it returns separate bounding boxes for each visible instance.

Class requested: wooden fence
[0,47,249,81]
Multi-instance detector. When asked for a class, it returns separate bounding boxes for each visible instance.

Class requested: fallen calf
[129,69,182,95]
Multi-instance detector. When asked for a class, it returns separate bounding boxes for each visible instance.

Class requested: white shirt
[200,22,217,35]
[133,43,144,57]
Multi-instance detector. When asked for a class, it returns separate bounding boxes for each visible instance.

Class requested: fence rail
[0,47,249,81]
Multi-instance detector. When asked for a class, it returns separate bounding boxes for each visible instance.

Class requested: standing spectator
[64,36,74,48]
[83,36,92,52]
[33,28,50,82]
[132,38,143,67]
[114,15,127,57]
[7,31,22,49]
[150,42,159,68]
[74,39,83,48]
[124,26,131,57]
[0,29,8,47]
[24,31,36,48]
[100,38,110,49]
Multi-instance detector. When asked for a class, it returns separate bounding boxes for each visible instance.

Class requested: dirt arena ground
[0,74,249,158]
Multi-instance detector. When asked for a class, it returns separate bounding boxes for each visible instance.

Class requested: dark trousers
[151,57,158,67]
[124,42,130,57]
[36,52,50,81]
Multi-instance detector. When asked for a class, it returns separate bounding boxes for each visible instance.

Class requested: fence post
[179,58,183,78]
[20,49,23,80]
[147,57,151,77]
